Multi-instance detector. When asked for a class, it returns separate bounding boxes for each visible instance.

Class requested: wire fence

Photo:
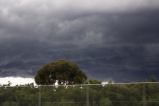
[0,82,159,106]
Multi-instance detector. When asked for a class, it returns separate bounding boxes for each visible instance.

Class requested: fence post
[86,84,89,106]
[38,85,41,106]
[142,84,146,106]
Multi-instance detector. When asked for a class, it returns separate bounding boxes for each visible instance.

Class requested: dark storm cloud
[0,0,159,46]
[0,0,159,81]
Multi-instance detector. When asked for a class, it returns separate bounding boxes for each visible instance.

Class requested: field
[0,83,159,106]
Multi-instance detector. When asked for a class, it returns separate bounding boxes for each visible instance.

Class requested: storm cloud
[0,0,159,82]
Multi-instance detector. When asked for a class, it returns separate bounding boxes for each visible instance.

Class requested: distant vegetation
[35,60,87,85]
[0,83,159,106]
[1,60,159,106]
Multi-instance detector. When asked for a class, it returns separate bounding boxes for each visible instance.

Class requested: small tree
[35,60,87,85]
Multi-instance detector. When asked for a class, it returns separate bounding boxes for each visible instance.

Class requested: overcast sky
[0,0,159,81]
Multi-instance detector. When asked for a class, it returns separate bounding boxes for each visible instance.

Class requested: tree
[88,80,101,84]
[35,60,87,85]
[147,75,157,82]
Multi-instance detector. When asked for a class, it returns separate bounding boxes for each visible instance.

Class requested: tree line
[0,83,159,106]
[1,60,159,106]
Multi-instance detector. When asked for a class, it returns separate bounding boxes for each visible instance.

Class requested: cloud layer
[0,0,159,81]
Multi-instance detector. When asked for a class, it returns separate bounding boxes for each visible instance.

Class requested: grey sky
[0,0,159,81]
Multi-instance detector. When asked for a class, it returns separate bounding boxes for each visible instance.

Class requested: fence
[0,82,159,106]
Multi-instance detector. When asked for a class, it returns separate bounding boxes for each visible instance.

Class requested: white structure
[0,77,36,86]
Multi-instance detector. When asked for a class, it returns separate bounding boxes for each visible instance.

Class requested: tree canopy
[35,60,87,85]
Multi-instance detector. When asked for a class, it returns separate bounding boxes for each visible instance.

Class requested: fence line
[36,82,159,106]
[37,81,159,87]
[1,82,159,106]
[1,81,159,88]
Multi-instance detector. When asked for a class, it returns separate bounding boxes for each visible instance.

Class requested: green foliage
[147,75,157,82]
[88,80,101,84]
[100,98,112,106]
[0,83,159,106]
[35,60,87,85]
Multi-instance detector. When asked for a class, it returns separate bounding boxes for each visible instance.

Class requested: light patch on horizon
[0,77,36,86]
